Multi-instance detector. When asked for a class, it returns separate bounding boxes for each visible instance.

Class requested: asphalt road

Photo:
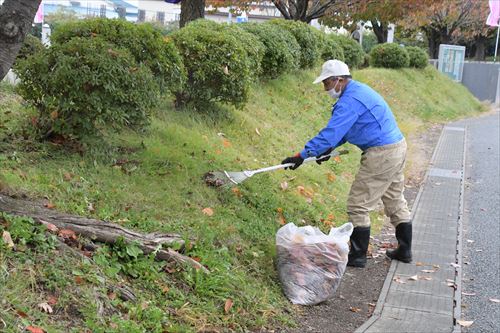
[456,111,500,332]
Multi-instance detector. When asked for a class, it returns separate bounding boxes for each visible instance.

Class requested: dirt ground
[279,123,443,333]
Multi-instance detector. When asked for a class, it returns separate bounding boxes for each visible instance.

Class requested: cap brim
[313,73,330,84]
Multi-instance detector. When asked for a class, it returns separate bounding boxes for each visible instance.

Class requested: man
[281,59,412,268]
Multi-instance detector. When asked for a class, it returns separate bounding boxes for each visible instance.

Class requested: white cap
[313,60,351,84]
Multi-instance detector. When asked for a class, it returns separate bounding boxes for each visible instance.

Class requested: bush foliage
[330,35,364,68]
[240,22,299,78]
[51,18,186,94]
[14,37,159,139]
[14,34,45,65]
[321,34,345,62]
[268,19,321,68]
[369,43,410,68]
[406,46,428,69]
[172,19,254,108]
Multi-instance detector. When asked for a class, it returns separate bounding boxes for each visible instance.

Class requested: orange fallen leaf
[349,306,361,313]
[333,156,341,163]
[202,207,214,216]
[327,173,336,182]
[74,276,84,284]
[58,229,77,240]
[47,296,58,306]
[231,187,242,198]
[16,310,28,318]
[222,139,232,148]
[44,202,56,209]
[224,298,233,313]
[276,207,286,225]
[26,326,45,333]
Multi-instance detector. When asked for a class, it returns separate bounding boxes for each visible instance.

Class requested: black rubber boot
[386,222,412,263]
[347,226,371,268]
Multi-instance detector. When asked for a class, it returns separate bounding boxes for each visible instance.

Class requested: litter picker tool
[204,150,349,188]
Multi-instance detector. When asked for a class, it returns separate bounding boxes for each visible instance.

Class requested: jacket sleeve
[299,101,358,158]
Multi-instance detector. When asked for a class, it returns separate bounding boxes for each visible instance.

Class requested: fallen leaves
[349,306,361,313]
[456,320,473,327]
[280,181,288,191]
[450,263,461,268]
[462,292,476,296]
[37,302,53,314]
[408,275,419,281]
[44,202,56,209]
[393,276,406,284]
[202,207,214,217]
[58,229,77,240]
[327,172,336,182]
[26,326,45,333]
[224,298,233,313]
[276,207,286,225]
[255,128,261,136]
[2,231,14,248]
[490,298,500,303]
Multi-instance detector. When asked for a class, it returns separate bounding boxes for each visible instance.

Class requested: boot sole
[386,253,412,263]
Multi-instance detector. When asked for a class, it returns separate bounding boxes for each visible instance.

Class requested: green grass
[0,65,485,332]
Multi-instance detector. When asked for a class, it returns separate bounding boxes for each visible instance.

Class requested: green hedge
[240,22,300,79]
[14,37,159,139]
[406,46,428,69]
[369,43,410,68]
[51,18,186,94]
[321,34,345,62]
[268,19,321,68]
[172,19,254,108]
[330,35,364,68]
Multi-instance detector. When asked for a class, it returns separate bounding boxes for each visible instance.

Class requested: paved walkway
[356,125,467,333]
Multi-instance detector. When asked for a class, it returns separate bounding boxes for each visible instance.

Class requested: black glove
[281,154,304,170]
[316,148,333,165]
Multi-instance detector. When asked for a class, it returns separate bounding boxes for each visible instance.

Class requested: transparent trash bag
[276,222,353,305]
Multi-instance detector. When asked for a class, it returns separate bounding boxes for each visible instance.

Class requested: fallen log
[0,194,209,273]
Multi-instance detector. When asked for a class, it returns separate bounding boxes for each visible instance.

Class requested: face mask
[327,80,342,99]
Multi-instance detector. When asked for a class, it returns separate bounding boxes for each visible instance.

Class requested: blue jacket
[300,80,403,158]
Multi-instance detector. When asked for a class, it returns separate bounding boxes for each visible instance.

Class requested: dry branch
[0,194,209,273]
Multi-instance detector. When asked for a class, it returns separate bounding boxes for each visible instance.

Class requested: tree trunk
[179,0,205,28]
[474,37,486,61]
[0,0,41,81]
[371,20,388,43]
[0,194,209,273]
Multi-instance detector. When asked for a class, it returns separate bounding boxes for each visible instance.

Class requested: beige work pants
[347,139,411,228]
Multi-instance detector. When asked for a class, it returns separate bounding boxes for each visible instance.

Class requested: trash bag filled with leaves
[276,222,353,305]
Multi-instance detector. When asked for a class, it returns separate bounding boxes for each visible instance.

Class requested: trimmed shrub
[176,19,265,80]
[369,43,410,68]
[321,34,345,62]
[240,22,299,78]
[330,35,364,68]
[50,18,186,94]
[406,46,428,69]
[268,19,321,68]
[14,37,160,139]
[172,19,253,108]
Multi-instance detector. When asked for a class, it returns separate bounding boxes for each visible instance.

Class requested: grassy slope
[0,66,484,332]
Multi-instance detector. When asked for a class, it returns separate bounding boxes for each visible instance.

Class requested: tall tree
[271,0,339,23]
[180,0,205,28]
[400,0,476,58]
[0,0,42,81]
[456,0,496,60]
[322,0,424,43]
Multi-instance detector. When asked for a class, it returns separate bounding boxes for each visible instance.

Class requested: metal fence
[461,61,500,105]
[430,59,500,105]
